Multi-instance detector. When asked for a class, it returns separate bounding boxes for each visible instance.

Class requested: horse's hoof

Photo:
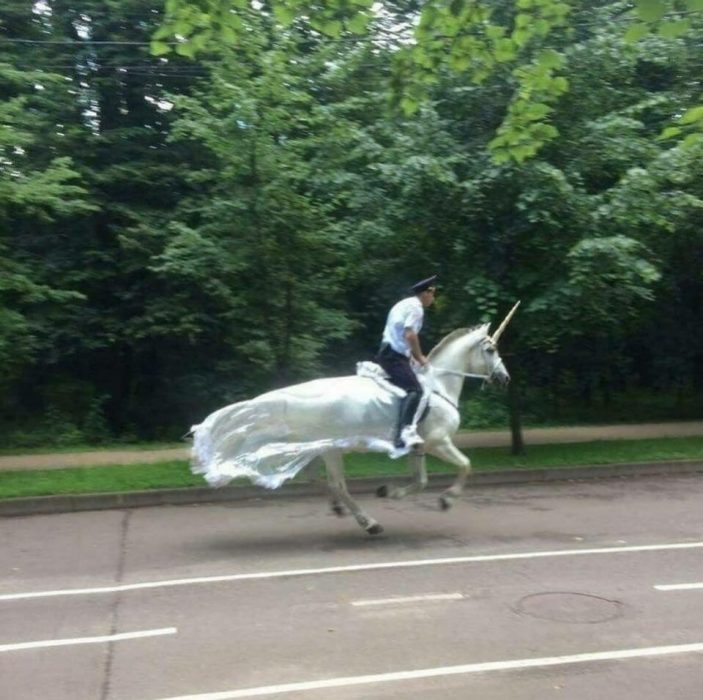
[366,523,384,535]
[331,503,346,517]
[376,485,389,498]
[439,495,452,511]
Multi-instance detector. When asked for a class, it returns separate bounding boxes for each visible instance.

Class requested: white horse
[191,303,519,535]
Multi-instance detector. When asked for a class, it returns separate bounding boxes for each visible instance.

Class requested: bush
[43,406,85,446]
[82,396,112,444]
[459,388,509,429]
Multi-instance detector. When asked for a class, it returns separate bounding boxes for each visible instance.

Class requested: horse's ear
[491,301,520,343]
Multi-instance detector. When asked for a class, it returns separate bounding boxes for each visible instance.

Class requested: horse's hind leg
[323,450,383,535]
[305,456,345,516]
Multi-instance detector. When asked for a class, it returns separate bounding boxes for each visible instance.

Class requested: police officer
[376,275,437,448]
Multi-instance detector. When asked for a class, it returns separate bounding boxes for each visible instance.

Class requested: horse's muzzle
[491,369,510,386]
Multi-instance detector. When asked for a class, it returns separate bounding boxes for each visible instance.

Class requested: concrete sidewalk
[1,421,702,472]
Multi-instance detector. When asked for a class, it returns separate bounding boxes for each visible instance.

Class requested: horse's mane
[428,324,488,360]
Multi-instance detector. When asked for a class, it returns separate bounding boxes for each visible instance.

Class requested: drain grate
[513,592,624,623]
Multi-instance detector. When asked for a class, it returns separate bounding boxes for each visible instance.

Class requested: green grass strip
[1,437,702,500]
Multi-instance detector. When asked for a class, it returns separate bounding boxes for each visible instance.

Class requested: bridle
[429,339,505,385]
[423,300,519,408]
[430,366,492,381]
[424,339,506,412]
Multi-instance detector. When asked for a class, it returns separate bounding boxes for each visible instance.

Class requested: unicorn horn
[491,301,521,343]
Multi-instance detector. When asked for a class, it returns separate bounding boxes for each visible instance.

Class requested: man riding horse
[190,274,519,533]
[376,275,437,450]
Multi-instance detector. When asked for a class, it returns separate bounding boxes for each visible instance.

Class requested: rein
[426,365,491,412]
[423,339,500,409]
[431,390,459,411]
[428,366,491,381]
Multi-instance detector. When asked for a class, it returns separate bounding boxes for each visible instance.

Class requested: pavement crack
[99,509,132,700]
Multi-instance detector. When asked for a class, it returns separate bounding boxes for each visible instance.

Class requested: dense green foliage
[1,0,702,448]
[156,0,703,161]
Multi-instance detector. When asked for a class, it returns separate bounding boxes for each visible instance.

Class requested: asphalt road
[1,474,703,699]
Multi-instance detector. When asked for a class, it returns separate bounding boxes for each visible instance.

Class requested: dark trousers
[375,343,423,393]
[376,344,423,445]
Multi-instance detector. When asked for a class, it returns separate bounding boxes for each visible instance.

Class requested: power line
[0,38,171,45]
[15,64,209,70]
[9,49,703,81]
[10,43,703,74]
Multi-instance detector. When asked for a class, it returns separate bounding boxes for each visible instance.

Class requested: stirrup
[400,425,424,448]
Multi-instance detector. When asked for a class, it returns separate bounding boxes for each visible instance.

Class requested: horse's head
[473,334,510,386]
[427,301,519,387]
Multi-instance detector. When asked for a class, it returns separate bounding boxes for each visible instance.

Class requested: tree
[0,35,93,419]
[153,0,703,162]
[2,0,701,446]
[140,29,360,411]
[1,0,201,438]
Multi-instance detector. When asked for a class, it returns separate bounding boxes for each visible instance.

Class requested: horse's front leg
[377,450,427,500]
[323,450,383,535]
[427,438,472,511]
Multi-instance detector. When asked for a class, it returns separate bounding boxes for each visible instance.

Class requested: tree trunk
[508,376,525,455]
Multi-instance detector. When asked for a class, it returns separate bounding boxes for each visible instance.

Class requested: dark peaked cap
[411,275,438,294]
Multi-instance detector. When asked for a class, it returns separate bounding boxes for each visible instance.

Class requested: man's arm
[404,328,428,366]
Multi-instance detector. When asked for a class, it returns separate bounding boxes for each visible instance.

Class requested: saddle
[356,361,431,423]
[356,361,406,396]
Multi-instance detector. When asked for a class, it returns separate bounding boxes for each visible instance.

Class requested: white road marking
[1,541,702,602]
[655,582,703,591]
[351,593,464,607]
[0,627,176,653]
[152,642,703,699]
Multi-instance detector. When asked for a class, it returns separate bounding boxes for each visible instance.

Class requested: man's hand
[405,329,427,366]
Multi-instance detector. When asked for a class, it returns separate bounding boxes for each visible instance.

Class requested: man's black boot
[393,392,420,448]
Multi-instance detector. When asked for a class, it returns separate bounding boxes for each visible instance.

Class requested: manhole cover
[514,592,623,623]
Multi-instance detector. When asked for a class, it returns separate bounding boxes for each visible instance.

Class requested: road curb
[2,460,703,517]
